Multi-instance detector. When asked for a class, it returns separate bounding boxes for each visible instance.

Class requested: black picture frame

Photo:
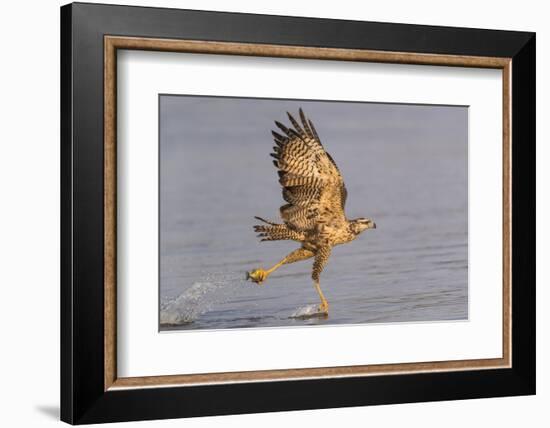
[61,2,535,424]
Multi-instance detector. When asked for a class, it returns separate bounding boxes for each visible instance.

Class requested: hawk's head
[349,218,376,235]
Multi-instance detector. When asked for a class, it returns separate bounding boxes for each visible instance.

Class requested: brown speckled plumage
[248,108,376,314]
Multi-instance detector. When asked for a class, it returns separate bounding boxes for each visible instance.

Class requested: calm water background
[159,96,468,331]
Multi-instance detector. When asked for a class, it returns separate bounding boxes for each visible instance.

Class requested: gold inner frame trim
[104,35,512,391]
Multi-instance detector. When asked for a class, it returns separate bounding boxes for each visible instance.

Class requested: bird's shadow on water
[35,405,59,420]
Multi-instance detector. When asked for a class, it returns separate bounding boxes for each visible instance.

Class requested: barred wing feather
[270,108,348,232]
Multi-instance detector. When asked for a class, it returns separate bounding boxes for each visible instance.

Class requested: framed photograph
[61,2,535,424]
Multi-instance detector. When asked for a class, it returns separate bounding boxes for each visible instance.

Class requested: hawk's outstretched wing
[270,108,348,232]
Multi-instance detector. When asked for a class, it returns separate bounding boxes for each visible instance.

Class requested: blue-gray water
[159,96,468,331]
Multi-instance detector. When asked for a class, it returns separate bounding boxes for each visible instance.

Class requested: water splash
[289,304,326,319]
[160,271,248,326]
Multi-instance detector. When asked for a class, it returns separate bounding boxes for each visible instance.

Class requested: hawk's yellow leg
[247,248,314,285]
[312,246,332,315]
[246,260,285,285]
[314,280,329,315]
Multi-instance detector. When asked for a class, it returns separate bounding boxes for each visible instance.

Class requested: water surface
[159,96,468,331]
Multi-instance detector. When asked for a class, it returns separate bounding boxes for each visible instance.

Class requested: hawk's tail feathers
[253,216,278,226]
[253,218,304,242]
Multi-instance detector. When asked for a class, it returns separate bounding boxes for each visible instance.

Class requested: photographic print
[159,95,468,331]
[62,7,534,421]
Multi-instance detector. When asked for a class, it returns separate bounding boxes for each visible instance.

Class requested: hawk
[246,108,376,316]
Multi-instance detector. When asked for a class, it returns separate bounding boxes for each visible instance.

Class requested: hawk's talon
[247,268,269,285]
[318,301,329,316]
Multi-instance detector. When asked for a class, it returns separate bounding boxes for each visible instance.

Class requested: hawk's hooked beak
[371,222,377,229]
